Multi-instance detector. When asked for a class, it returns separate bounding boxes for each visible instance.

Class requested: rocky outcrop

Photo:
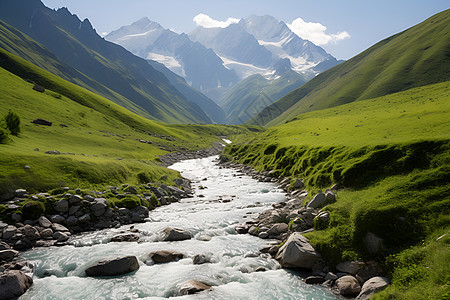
[85,256,139,277]
[0,270,33,299]
[275,233,321,269]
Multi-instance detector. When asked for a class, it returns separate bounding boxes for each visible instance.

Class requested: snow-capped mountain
[106,18,239,91]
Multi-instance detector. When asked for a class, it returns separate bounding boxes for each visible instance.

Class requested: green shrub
[0,124,9,144]
[149,194,160,207]
[4,110,21,136]
[22,201,45,220]
[137,172,151,184]
[116,195,141,209]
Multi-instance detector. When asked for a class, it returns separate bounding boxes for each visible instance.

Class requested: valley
[0,1,448,299]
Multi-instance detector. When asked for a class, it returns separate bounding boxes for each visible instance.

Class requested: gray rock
[0,271,33,299]
[363,232,385,254]
[177,280,211,296]
[65,216,78,226]
[0,249,19,261]
[94,197,107,205]
[356,262,384,283]
[336,275,361,296]
[148,250,184,264]
[40,228,53,239]
[39,216,52,228]
[161,227,192,241]
[85,256,139,277]
[52,223,69,233]
[325,191,336,203]
[78,214,91,223]
[307,191,326,208]
[275,233,321,269]
[23,225,40,240]
[69,205,81,216]
[54,199,69,213]
[267,223,289,235]
[258,232,269,239]
[83,195,95,202]
[193,254,211,265]
[336,261,365,275]
[49,214,65,224]
[2,225,17,240]
[292,179,304,189]
[90,202,107,217]
[325,272,338,282]
[356,276,390,300]
[0,221,8,230]
[53,231,69,242]
[69,195,83,205]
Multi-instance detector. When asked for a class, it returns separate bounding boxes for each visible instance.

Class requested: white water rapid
[19,156,339,299]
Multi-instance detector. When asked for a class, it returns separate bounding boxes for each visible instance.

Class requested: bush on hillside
[4,110,21,136]
[0,123,9,144]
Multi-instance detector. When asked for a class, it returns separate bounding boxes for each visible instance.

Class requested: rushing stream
[19,156,339,299]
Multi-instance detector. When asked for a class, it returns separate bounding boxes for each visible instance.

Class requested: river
[19,156,339,299]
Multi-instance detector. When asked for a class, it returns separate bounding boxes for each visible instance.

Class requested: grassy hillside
[0,49,251,196]
[250,9,450,126]
[0,1,213,124]
[219,71,305,124]
[224,81,450,299]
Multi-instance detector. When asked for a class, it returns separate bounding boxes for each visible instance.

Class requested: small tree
[4,110,21,136]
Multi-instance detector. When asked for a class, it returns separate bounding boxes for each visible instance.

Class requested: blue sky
[41,0,448,60]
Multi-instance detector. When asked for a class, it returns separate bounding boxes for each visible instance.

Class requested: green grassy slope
[219,71,305,124]
[0,1,212,124]
[224,81,450,299]
[0,49,250,196]
[250,9,450,126]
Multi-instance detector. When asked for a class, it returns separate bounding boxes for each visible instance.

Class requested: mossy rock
[22,201,45,220]
[116,195,142,209]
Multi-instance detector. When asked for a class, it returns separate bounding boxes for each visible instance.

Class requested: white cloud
[287,17,350,45]
[193,13,240,28]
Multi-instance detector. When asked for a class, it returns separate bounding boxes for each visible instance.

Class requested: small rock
[148,250,184,264]
[267,223,289,235]
[90,202,107,217]
[275,233,321,269]
[40,228,53,239]
[85,256,140,277]
[336,261,365,275]
[255,266,267,272]
[14,189,28,197]
[23,225,40,240]
[2,225,17,240]
[258,232,269,239]
[110,234,139,242]
[305,276,325,284]
[39,216,52,228]
[49,214,65,224]
[0,249,19,261]
[307,191,326,209]
[177,280,211,296]
[356,276,390,300]
[336,275,361,296]
[292,179,304,189]
[69,195,83,205]
[161,227,192,241]
[325,272,338,282]
[52,223,69,232]
[53,231,69,242]
[193,254,211,265]
[54,199,69,213]
[0,241,11,250]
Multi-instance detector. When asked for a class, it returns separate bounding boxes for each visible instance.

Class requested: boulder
[356,276,390,300]
[110,234,139,242]
[32,84,45,92]
[161,227,192,241]
[69,194,83,205]
[65,216,78,226]
[356,262,384,283]
[336,261,365,275]
[52,223,69,233]
[78,214,91,224]
[38,216,52,228]
[275,233,321,269]
[0,249,19,261]
[177,280,211,295]
[307,191,326,208]
[49,214,65,224]
[148,250,184,264]
[0,271,33,299]
[85,256,139,277]
[336,275,361,296]
[54,199,69,213]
